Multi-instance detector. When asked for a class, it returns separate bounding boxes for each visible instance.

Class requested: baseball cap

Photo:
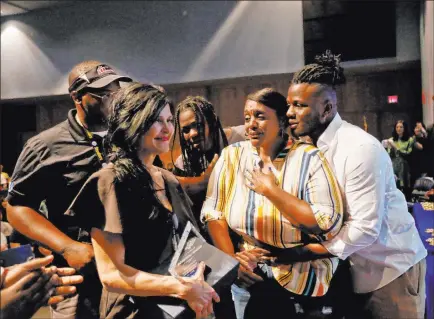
[68,64,132,93]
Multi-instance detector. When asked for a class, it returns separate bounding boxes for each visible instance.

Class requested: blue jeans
[231,263,272,319]
[231,283,251,319]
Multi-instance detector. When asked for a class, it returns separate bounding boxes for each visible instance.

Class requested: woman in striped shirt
[201,88,344,318]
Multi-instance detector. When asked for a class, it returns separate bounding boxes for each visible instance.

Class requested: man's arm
[7,204,74,254]
[7,204,93,269]
[246,151,343,235]
[273,243,332,264]
[272,143,389,264]
[321,143,387,260]
[6,138,93,269]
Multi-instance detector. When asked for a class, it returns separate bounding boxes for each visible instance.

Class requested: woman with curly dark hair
[66,83,219,318]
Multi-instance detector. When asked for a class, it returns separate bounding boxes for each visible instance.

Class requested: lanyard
[83,129,106,166]
[75,114,106,166]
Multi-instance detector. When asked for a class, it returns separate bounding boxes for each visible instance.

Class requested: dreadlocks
[172,96,228,177]
[292,50,346,87]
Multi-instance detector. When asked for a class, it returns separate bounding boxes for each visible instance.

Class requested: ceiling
[1,1,73,16]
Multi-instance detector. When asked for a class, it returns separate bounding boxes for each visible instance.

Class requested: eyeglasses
[86,91,115,100]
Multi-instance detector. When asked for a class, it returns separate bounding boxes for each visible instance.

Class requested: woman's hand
[245,167,277,196]
[234,248,270,288]
[178,262,220,318]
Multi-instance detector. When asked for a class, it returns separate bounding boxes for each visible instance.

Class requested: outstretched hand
[234,248,270,288]
[203,154,219,178]
[47,267,83,305]
[2,255,54,289]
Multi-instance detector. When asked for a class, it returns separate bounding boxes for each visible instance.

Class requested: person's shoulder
[291,141,320,156]
[338,121,383,149]
[27,119,70,151]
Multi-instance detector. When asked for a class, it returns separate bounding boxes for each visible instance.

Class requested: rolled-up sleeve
[322,143,386,260]
[305,151,343,239]
[7,137,51,211]
[200,148,228,223]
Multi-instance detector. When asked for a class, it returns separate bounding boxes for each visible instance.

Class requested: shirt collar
[249,140,292,162]
[317,113,343,152]
[67,109,88,142]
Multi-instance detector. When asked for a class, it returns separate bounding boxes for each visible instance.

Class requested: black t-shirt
[7,109,105,238]
[66,164,198,318]
[66,164,198,271]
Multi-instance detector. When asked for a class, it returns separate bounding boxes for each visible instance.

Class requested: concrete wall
[1,1,420,100]
[1,1,305,99]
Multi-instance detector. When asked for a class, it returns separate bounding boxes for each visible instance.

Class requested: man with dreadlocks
[171,96,244,319]
[172,96,245,219]
[284,50,427,319]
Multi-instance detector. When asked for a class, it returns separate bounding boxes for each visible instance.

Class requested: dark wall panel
[303,0,397,63]
[1,65,422,171]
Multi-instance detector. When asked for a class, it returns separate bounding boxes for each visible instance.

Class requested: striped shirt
[201,140,343,297]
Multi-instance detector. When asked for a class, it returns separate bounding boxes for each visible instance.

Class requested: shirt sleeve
[200,148,229,223]
[65,169,123,234]
[7,137,52,211]
[399,137,414,154]
[322,143,388,260]
[304,151,343,239]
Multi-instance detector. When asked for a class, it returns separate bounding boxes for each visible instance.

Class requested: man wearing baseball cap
[6,60,132,318]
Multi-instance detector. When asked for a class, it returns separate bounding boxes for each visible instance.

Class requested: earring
[279,128,289,141]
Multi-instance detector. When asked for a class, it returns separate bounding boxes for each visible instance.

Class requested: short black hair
[292,50,346,88]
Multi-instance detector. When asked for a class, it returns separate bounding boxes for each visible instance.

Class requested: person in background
[0,255,83,319]
[382,120,414,200]
[66,83,219,318]
[171,96,245,318]
[285,50,427,319]
[6,60,132,318]
[202,88,344,319]
[410,121,430,183]
[172,96,245,220]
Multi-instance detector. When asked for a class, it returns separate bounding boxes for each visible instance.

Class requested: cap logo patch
[97,65,115,76]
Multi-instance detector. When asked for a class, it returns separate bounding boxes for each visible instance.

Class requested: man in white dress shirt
[284,50,427,319]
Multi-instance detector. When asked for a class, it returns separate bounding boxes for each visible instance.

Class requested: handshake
[0,255,83,319]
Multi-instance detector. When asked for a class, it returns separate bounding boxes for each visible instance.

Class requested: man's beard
[85,101,110,128]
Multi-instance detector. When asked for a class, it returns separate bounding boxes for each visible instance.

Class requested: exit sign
[388,95,398,104]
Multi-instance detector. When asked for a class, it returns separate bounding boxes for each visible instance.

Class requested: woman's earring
[279,128,288,140]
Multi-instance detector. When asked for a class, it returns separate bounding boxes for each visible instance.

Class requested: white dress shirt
[320,113,427,293]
